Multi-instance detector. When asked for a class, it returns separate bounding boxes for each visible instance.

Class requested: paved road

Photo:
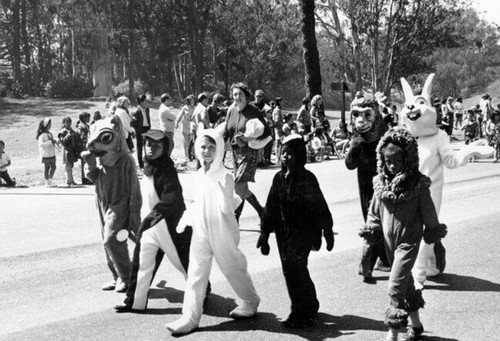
[1,151,499,340]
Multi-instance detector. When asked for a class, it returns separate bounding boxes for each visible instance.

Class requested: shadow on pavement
[185,312,387,340]
[424,273,500,292]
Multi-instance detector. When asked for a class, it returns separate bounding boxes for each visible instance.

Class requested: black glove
[324,228,335,251]
[256,233,270,255]
[423,224,447,244]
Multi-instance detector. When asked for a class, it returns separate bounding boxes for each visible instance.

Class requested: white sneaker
[165,316,198,335]
[229,301,259,319]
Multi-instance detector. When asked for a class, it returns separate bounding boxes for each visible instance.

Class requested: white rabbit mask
[400,73,439,138]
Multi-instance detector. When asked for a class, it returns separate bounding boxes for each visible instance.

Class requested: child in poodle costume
[360,128,447,341]
[83,116,142,292]
[400,73,493,289]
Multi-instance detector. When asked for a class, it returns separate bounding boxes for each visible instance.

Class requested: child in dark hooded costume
[359,128,447,341]
[257,134,334,328]
[345,98,390,281]
[114,129,192,312]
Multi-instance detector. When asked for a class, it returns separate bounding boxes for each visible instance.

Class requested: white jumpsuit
[173,128,260,329]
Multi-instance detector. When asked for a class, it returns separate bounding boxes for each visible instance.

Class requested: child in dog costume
[345,98,390,281]
[257,134,334,328]
[400,73,493,289]
[166,127,260,335]
[83,116,142,292]
[360,128,447,341]
[114,129,193,312]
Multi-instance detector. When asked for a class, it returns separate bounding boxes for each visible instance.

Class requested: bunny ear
[400,77,414,105]
[421,73,435,104]
[214,121,226,136]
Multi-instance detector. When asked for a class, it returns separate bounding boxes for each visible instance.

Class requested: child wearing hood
[166,127,260,335]
[257,134,334,328]
[359,128,447,341]
[114,129,193,312]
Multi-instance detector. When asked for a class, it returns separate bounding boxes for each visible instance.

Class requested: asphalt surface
[1,147,499,341]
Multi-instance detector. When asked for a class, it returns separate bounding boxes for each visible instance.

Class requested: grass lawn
[0,97,192,186]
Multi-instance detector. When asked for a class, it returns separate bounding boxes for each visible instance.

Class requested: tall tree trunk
[11,0,22,83]
[186,0,204,94]
[300,0,322,97]
[21,0,32,94]
[71,29,76,78]
[127,0,135,99]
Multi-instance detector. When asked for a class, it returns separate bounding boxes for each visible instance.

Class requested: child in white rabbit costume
[166,127,260,335]
[400,73,493,289]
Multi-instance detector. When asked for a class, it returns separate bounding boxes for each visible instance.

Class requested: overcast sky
[474,0,500,25]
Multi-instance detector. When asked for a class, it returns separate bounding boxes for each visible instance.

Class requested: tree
[300,0,322,97]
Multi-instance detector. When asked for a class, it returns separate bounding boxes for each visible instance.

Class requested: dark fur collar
[373,172,430,202]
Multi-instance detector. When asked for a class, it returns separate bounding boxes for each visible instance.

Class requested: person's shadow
[140,281,459,340]
[424,273,500,292]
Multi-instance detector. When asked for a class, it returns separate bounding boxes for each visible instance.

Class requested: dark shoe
[363,274,376,284]
[114,303,134,313]
[282,313,318,329]
[101,280,116,291]
[401,325,424,341]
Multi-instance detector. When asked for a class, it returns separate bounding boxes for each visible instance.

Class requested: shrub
[112,79,146,99]
[0,74,24,98]
[44,77,93,98]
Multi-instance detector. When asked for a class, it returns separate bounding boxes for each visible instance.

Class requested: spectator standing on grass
[193,93,210,130]
[485,110,499,146]
[91,111,103,125]
[76,112,92,185]
[0,140,15,187]
[175,95,196,160]
[158,93,176,156]
[272,97,284,163]
[58,117,79,187]
[115,96,136,152]
[132,94,151,169]
[205,93,225,128]
[250,90,268,167]
[37,118,58,187]
[296,96,312,134]
[453,96,464,130]
[462,109,479,145]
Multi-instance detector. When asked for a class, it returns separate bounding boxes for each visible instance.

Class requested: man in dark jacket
[131,94,151,169]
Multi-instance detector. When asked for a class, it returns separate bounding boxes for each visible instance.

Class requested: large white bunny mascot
[400,73,493,289]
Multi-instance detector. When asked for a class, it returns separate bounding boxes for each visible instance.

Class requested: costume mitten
[359,224,383,245]
[423,223,447,244]
[256,233,270,255]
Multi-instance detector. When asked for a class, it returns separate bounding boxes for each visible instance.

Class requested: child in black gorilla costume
[345,99,390,282]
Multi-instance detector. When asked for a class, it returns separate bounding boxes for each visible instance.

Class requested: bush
[44,77,93,98]
[0,74,24,98]
[112,79,146,99]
